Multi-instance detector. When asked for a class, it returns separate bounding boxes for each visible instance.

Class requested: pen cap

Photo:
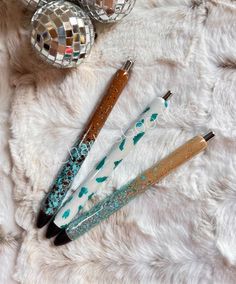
[122,60,134,73]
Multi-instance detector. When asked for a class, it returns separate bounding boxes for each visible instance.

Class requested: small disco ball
[23,0,53,10]
[74,0,136,23]
[31,1,95,68]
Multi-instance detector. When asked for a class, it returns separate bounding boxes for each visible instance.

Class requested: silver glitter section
[31,1,95,68]
[73,0,136,23]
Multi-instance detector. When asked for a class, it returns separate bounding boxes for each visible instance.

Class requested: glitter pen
[46,91,173,238]
[54,131,215,246]
[36,60,134,228]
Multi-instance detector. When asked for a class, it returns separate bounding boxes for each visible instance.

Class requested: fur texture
[0,0,236,283]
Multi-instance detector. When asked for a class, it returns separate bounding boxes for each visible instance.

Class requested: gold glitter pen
[54,131,215,246]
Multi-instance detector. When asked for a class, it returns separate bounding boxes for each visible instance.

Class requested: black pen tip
[162,90,173,101]
[54,230,71,246]
[36,210,52,228]
[203,131,215,142]
[46,221,62,239]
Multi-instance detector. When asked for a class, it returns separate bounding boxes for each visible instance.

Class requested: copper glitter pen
[36,60,134,228]
[54,131,215,246]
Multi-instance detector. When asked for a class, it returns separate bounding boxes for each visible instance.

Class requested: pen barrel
[66,135,207,240]
[53,97,168,229]
[41,69,130,217]
[83,69,130,140]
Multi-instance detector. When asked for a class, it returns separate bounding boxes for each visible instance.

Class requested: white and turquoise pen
[46,91,173,238]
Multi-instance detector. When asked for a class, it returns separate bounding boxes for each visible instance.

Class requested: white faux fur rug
[1,0,236,283]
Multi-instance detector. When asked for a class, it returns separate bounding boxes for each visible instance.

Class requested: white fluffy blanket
[1,0,236,283]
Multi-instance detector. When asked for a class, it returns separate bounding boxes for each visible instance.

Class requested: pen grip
[66,135,207,240]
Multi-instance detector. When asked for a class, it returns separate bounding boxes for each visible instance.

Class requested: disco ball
[73,0,136,23]
[31,1,95,68]
[23,0,53,10]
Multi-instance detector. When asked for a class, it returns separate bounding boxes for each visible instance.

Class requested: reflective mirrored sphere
[73,0,136,23]
[31,1,95,68]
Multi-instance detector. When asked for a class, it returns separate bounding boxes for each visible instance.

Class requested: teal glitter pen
[54,131,215,246]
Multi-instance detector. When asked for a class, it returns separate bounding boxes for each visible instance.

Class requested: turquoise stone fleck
[142,107,150,114]
[133,132,145,145]
[62,209,70,219]
[119,138,126,151]
[96,177,108,183]
[150,113,158,122]
[136,119,145,128]
[72,164,78,172]
[52,201,58,207]
[79,187,88,198]
[96,156,107,170]
[78,205,83,212]
[88,193,94,200]
[165,101,168,108]
[114,159,123,169]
